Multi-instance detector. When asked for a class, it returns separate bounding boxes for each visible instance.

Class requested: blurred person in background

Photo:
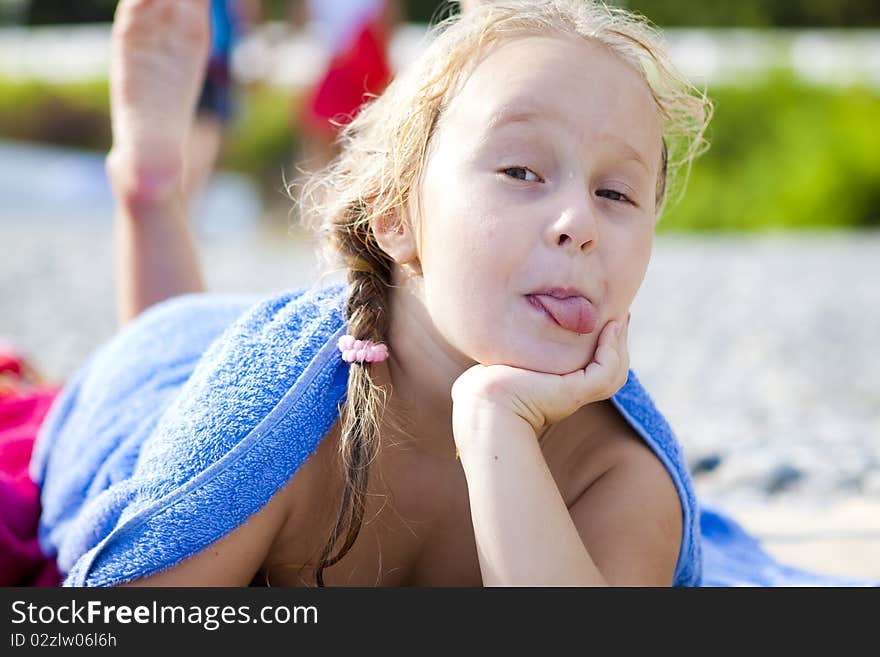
[184,0,262,204]
[292,0,401,172]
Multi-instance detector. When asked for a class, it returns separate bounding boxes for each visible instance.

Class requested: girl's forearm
[454,406,608,587]
[112,184,205,327]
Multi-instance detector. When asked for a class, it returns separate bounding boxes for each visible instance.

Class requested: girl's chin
[473,344,590,375]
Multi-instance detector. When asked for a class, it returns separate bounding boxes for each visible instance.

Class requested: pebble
[765,464,805,495]
[690,453,723,476]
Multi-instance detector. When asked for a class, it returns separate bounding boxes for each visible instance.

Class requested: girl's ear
[371,211,420,267]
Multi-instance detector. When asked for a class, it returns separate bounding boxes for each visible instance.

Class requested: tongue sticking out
[533,294,597,334]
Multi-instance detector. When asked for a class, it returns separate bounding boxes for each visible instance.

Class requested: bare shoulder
[117,474,302,587]
[116,419,347,587]
[567,417,683,587]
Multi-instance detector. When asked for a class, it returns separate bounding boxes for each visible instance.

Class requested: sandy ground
[727,499,880,581]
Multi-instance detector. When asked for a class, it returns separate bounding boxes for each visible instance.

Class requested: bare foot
[106,0,210,205]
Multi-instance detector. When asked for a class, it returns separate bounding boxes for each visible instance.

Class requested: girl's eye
[596,189,631,203]
[502,167,542,183]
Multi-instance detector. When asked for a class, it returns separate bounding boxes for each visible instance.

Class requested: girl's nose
[548,192,598,253]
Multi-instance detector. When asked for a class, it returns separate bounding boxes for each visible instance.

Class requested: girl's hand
[451,314,631,440]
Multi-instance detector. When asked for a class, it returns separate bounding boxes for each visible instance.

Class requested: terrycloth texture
[30,284,876,587]
[699,502,876,586]
[31,287,349,586]
[0,352,63,586]
[31,293,261,582]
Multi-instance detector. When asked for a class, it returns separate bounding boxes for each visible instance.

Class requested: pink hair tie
[338,334,389,364]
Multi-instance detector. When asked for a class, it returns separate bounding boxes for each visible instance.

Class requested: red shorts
[301,18,393,137]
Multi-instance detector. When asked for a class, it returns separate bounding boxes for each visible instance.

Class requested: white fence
[0,23,879,88]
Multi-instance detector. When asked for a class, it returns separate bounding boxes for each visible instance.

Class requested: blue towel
[699,502,875,586]
[30,284,877,587]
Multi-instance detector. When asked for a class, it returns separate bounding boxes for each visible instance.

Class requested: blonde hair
[294,0,712,586]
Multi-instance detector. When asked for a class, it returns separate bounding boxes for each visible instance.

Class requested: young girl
[31,0,722,587]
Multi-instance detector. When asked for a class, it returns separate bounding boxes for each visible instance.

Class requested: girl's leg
[105,0,212,327]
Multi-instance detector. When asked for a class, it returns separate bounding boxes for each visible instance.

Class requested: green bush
[625,0,880,27]
[0,77,297,200]
[1,73,878,230]
[0,77,111,149]
[221,85,299,196]
[660,73,880,232]
[13,1,880,28]
[400,0,880,27]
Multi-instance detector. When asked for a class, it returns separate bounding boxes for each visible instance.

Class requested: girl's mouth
[526,294,597,334]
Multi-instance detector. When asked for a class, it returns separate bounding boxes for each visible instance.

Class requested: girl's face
[411,34,662,375]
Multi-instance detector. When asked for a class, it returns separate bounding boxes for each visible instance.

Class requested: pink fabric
[0,351,62,586]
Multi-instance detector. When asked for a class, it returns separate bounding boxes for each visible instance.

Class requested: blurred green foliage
[11,1,880,27]
[222,85,299,196]
[23,0,117,24]
[659,73,880,232]
[387,1,880,27]
[0,76,297,198]
[0,77,110,148]
[625,0,880,28]
[1,74,878,231]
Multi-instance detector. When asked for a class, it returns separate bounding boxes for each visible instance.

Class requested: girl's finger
[583,321,621,389]
[618,314,632,383]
